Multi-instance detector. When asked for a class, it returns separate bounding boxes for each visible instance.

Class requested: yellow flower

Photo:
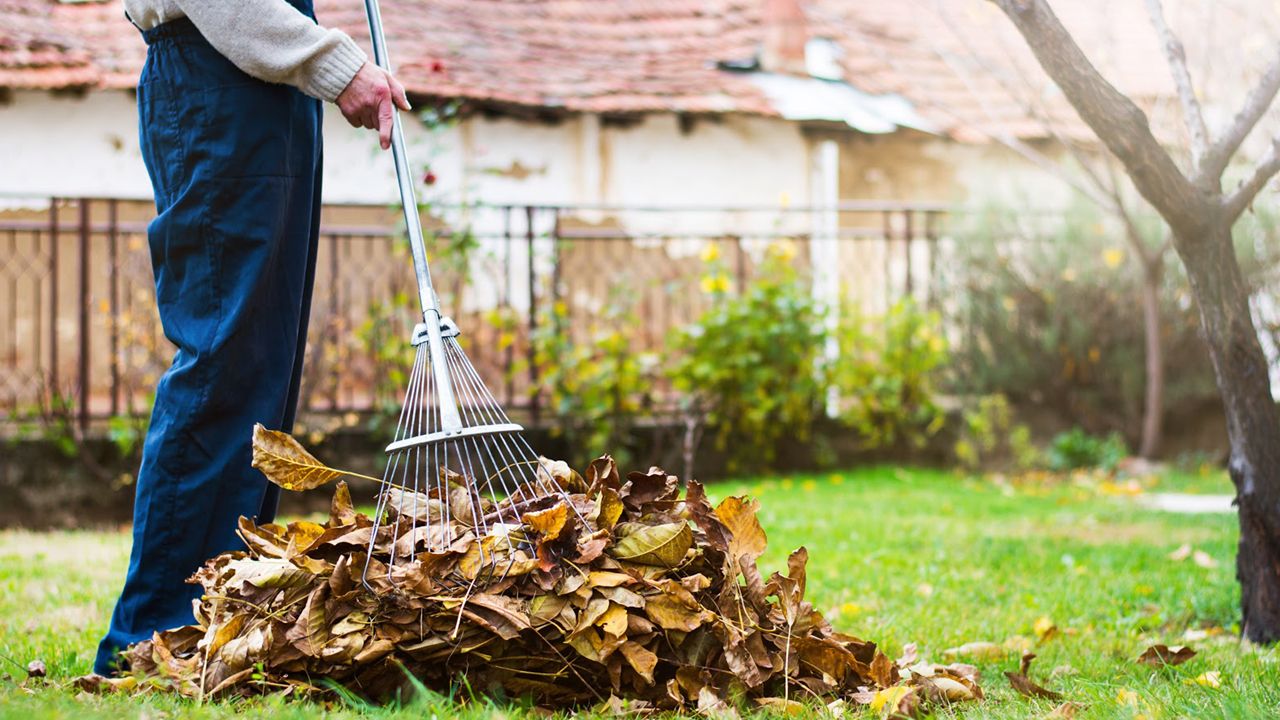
[802,479,817,492]
[767,240,798,263]
[700,274,730,294]
[1103,247,1125,269]
[829,473,845,485]
[1116,688,1140,706]
[839,601,861,616]
[700,243,721,262]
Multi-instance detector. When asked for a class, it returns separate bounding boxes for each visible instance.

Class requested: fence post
[552,208,563,339]
[108,199,120,417]
[48,198,59,409]
[881,209,892,312]
[77,199,92,432]
[525,205,540,425]
[925,211,939,309]
[734,235,746,293]
[502,206,514,408]
[904,209,914,298]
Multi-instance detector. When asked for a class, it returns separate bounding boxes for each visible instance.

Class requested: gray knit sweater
[124,0,367,102]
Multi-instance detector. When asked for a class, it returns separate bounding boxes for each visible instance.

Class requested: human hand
[336,62,411,150]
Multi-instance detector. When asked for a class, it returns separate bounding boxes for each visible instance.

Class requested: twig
[1197,48,1280,185]
[1224,137,1280,221]
[1143,0,1209,166]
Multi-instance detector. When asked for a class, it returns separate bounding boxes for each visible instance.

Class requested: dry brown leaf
[942,641,1005,662]
[1137,644,1196,666]
[1005,652,1063,701]
[1193,550,1219,568]
[523,503,569,541]
[713,496,767,561]
[250,424,377,490]
[1046,701,1086,718]
[610,522,693,567]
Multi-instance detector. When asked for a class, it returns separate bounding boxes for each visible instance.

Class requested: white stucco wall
[0,90,812,222]
[0,91,152,201]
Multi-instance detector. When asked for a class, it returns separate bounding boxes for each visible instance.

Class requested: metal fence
[0,197,946,431]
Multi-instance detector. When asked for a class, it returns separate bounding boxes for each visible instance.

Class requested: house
[0,0,1274,421]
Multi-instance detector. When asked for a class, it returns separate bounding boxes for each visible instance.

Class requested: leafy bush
[668,243,826,470]
[953,393,1042,472]
[938,199,1218,440]
[528,298,660,468]
[833,298,950,450]
[1046,427,1128,472]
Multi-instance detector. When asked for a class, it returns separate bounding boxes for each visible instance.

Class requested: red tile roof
[0,0,1263,143]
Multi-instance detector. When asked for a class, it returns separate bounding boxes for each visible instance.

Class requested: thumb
[391,76,411,112]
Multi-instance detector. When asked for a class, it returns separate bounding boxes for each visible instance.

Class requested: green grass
[2,466,1273,719]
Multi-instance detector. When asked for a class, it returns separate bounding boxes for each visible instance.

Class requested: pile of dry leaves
[103,428,983,715]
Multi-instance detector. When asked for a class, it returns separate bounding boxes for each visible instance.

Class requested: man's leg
[95,27,322,674]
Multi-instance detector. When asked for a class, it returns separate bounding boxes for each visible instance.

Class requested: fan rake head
[361,317,580,591]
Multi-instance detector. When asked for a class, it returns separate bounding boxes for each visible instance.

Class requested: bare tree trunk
[1138,258,1165,458]
[1177,223,1280,643]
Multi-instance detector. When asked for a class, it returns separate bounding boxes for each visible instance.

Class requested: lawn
[2,466,1273,719]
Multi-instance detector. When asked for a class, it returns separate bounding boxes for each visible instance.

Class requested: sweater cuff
[304,33,368,102]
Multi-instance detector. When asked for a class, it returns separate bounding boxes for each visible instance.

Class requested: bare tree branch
[989,0,1202,231]
[926,0,1122,211]
[1224,137,1280,222]
[1198,48,1280,185]
[929,0,1170,263]
[1143,0,1209,166]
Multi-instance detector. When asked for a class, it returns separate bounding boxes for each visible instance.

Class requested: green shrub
[528,298,659,468]
[1046,427,1128,472]
[938,199,1218,440]
[953,393,1042,472]
[668,243,826,470]
[832,298,949,449]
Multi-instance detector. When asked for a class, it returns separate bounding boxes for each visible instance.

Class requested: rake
[358,0,576,588]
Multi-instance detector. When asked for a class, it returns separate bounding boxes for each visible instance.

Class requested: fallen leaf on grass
[1033,616,1058,643]
[1192,550,1218,568]
[871,685,917,716]
[1190,670,1222,688]
[26,660,45,678]
[1045,701,1086,718]
[1183,626,1223,642]
[1137,644,1196,666]
[72,674,138,693]
[1005,652,1063,700]
[942,641,1005,662]
[1168,543,1192,561]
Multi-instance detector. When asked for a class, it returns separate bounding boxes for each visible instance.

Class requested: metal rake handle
[362,0,463,433]
[362,0,439,319]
